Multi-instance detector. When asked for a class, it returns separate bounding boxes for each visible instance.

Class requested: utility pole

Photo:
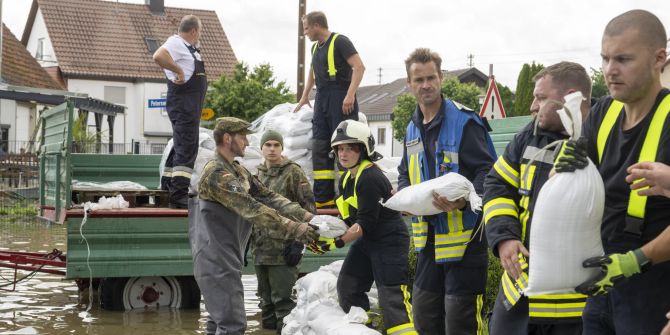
[296,0,306,100]
[467,53,474,68]
[377,67,382,85]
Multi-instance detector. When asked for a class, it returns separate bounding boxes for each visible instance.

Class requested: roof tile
[1,23,63,89]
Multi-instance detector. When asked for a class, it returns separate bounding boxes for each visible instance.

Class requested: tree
[590,67,608,99]
[205,62,294,123]
[513,62,544,116]
[391,78,483,142]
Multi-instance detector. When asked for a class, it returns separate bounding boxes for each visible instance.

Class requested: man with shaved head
[554,9,670,334]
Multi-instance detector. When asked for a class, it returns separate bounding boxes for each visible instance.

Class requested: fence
[0,140,167,223]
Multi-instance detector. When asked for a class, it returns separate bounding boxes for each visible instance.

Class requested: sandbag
[310,215,348,238]
[382,173,481,216]
[525,91,605,295]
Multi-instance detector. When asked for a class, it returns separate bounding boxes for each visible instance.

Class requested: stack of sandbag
[158,127,216,194]
[381,172,482,215]
[282,260,381,335]
[241,103,314,176]
[525,92,605,295]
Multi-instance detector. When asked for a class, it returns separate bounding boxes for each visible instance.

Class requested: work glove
[283,241,305,267]
[307,236,345,255]
[554,137,589,173]
[287,221,319,245]
[575,249,650,296]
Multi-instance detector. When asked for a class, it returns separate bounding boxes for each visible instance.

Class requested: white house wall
[24,8,58,67]
[66,79,173,146]
[0,99,17,143]
[368,120,400,158]
[14,103,33,143]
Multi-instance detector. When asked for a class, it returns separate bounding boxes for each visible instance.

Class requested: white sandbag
[382,173,481,216]
[244,146,262,159]
[274,118,312,136]
[84,195,129,211]
[73,180,147,190]
[285,148,309,162]
[525,91,605,295]
[310,215,348,238]
[525,161,604,295]
[285,132,313,150]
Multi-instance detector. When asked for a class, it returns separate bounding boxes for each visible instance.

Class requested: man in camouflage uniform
[191,117,319,335]
[252,129,316,333]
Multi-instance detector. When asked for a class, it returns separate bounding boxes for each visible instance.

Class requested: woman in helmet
[308,119,416,334]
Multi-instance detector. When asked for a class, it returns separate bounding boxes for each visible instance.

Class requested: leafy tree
[590,67,608,99]
[205,62,294,124]
[513,62,544,116]
[391,78,483,142]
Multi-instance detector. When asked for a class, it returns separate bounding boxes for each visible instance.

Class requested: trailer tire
[100,276,199,310]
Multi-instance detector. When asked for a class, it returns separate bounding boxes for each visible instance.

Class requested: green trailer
[37,100,533,310]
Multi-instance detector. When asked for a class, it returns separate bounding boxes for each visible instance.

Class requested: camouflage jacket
[252,157,316,265]
[198,154,309,243]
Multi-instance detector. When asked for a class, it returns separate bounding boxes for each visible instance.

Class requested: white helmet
[330,120,383,161]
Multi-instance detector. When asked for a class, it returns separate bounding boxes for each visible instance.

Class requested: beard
[231,141,245,157]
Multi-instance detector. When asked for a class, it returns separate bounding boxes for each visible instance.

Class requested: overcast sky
[4,0,670,93]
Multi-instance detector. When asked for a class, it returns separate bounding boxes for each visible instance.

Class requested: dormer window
[144,37,160,54]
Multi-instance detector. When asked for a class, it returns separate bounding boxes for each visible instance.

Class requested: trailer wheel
[100,276,200,310]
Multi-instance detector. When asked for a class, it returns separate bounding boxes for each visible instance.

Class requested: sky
[3,0,670,93]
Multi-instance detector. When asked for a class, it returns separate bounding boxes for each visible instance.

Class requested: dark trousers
[412,242,488,335]
[255,264,298,333]
[312,87,358,206]
[162,86,204,201]
[337,235,413,331]
[582,261,670,335]
[489,285,582,335]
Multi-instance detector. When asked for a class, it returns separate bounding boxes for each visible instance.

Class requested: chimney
[145,0,164,16]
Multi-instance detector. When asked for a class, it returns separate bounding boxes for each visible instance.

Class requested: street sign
[148,98,166,109]
[479,76,507,120]
[201,108,215,120]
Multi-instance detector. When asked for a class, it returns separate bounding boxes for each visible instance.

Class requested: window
[377,127,386,145]
[104,86,126,105]
[144,37,161,54]
[0,125,9,155]
[36,38,44,60]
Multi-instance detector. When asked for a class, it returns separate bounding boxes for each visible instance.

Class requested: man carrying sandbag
[555,9,670,334]
[397,48,496,335]
[192,117,319,335]
[483,62,592,334]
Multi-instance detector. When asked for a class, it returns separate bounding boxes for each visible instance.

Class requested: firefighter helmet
[330,120,383,161]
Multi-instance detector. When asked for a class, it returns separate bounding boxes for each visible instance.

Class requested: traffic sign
[479,76,507,119]
[201,108,215,120]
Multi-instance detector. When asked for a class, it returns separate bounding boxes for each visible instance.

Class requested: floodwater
[0,218,275,335]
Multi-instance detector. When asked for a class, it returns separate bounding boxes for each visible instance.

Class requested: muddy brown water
[0,219,275,335]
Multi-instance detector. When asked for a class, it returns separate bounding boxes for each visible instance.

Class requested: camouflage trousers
[255,264,299,333]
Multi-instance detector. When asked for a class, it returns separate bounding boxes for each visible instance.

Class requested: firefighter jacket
[483,121,586,323]
[401,98,496,263]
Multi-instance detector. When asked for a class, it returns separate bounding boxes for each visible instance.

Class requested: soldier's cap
[215,117,254,134]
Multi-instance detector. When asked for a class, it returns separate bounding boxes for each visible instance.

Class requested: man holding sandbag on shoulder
[555,9,670,334]
[483,62,592,335]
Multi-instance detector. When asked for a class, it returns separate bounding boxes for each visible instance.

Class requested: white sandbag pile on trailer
[381,172,482,215]
[159,128,216,194]
[524,92,605,296]
[282,260,381,335]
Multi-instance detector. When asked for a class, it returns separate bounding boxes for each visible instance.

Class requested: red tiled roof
[1,23,63,89]
[23,0,236,81]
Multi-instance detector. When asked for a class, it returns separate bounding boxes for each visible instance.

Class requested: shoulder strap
[596,100,624,163]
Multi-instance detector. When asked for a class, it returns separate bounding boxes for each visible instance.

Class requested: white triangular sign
[479,76,507,119]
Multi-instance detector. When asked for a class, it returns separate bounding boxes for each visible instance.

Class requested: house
[356,78,408,158]
[444,67,488,88]
[0,22,63,153]
[21,0,237,152]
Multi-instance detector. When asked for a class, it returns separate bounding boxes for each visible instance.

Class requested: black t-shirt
[339,164,408,241]
[583,89,670,253]
[311,33,357,88]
